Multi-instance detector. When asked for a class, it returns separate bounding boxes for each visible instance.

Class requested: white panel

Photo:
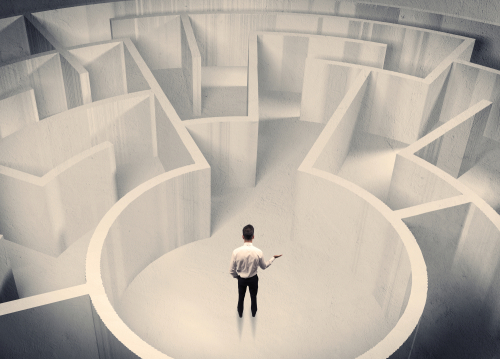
[0,294,100,358]
[0,16,30,64]
[275,14,318,33]
[34,3,116,47]
[257,33,283,93]
[301,60,364,124]
[0,142,117,257]
[387,155,462,210]
[186,119,258,190]
[69,42,127,101]
[0,89,39,138]
[0,53,68,119]
[201,66,247,87]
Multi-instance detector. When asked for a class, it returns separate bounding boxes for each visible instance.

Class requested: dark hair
[243,224,254,240]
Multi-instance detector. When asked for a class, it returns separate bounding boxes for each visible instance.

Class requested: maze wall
[0,1,499,358]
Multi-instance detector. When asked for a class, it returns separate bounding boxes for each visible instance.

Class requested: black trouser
[237,274,258,316]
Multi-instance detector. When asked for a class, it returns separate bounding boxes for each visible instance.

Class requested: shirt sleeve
[258,253,275,270]
[229,252,238,278]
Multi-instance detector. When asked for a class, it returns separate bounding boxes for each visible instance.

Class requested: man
[229,224,282,318]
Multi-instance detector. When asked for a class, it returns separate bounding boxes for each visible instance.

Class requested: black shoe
[252,312,256,317]
[237,307,242,318]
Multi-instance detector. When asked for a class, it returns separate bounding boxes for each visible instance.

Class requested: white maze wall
[0,2,499,358]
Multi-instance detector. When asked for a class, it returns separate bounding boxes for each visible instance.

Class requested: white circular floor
[118,119,394,359]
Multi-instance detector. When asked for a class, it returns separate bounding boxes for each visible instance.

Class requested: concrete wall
[22,14,93,107]
[297,81,427,356]
[33,3,119,48]
[180,14,201,117]
[299,159,412,325]
[201,66,247,87]
[0,143,117,257]
[101,167,210,305]
[292,168,424,358]
[89,303,141,359]
[68,41,128,102]
[320,15,465,77]
[438,61,500,142]
[0,90,160,264]
[84,95,211,359]
[186,118,258,191]
[104,11,467,77]
[111,14,181,70]
[189,13,275,67]
[383,100,500,359]
[387,100,492,210]
[123,43,150,93]
[0,16,30,64]
[301,36,471,143]
[312,69,369,174]
[358,70,430,143]
[435,16,500,70]
[299,66,426,337]
[85,162,210,359]
[387,155,462,210]
[301,60,365,124]
[183,33,259,191]
[121,37,204,176]
[0,1,498,358]
[24,14,56,55]
[6,231,92,298]
[258,32,385,94]
[400,202,500,358]
[0,235,18,303]
[0,14,55,64]
[187,12,466,77]
[0,34,212,359]
[25,1,500,72]
[415,101,491,178]
[0,52,67,119]
[0,284,140,358]
[0,89,39,139]
[4,0,500,27]
[0,91,156,176]
[247,33,259,121]
[154,96,195,172]
[0,292,100,359]
[59,54,87,108]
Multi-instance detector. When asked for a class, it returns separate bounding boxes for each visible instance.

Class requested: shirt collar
[244,242,253,246]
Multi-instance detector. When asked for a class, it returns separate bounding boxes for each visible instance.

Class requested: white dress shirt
[229,242,275,278]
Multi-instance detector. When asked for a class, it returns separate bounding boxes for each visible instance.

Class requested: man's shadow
[237,314,244,339]
[236,313,258,339]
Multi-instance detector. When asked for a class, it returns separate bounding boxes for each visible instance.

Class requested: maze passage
[0,2,499,359]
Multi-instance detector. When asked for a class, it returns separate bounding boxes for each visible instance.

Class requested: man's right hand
[274,255,282,258]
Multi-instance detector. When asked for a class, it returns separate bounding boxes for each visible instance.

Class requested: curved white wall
[0,1,500,358]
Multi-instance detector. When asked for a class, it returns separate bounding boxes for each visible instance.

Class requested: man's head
[242,224,254,241]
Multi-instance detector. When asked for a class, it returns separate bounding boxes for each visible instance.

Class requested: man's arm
[259,254,282,270]
[258,253,275,270]
[229,252,239,278]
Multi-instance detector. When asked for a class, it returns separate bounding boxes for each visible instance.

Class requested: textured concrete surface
[1,2,500,358]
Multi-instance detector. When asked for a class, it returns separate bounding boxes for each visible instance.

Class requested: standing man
[229,224,282,318]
